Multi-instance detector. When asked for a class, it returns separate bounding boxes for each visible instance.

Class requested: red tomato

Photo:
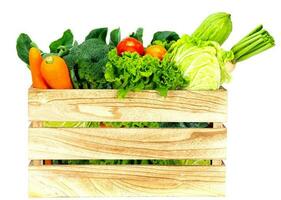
[117,37,144,56]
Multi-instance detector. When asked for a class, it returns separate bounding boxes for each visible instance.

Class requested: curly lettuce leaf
[105,49,187,98]
[103,122,160,128]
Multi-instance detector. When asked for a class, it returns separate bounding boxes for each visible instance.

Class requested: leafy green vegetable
[85,27,108,42]
[42,121,209,128]
[159,122,209,128]
[150,31,180,50]
[63,38,113,89]
[109,28,121,47]
[192,12,232,45]
[16,33,36,65]
[231,25,275,63]
[170,34,233,90]
[151,31,180,43]
[153,53,188,96]
[53,159,211,166]
[105,49,187,98]
[49,29,74,56]
[129,27,144,43]
[104,122,160,128]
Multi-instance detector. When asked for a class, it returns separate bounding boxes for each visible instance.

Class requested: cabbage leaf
[170,35,234,90]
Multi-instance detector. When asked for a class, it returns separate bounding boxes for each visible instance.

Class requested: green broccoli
[63,38,113,89]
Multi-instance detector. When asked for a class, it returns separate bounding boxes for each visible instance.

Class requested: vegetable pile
[52,159,211,166]
[17,12,275,166]
[43,121,210,128]
[16,12,274,94]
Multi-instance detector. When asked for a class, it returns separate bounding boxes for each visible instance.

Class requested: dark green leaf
[85,27,108,42]
[129,27,143,43]
[151,31,180,43]
[109,28,121,46]
[49,29,74,54]
[16,33,34,65]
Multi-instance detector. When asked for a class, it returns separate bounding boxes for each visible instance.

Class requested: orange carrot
[40,56,73,89]
[29,47,49,89]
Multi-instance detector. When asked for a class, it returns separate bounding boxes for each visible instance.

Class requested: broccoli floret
[63,39,113,89]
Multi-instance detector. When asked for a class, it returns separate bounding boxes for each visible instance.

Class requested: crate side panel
[29,165,225,197]
[28,127,226,160]
[28,89,227,122]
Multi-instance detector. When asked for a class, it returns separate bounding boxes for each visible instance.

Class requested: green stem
[231,34,262,53]
[249,42,270,52]
[234,29,265,46]
[235,43,273,62]
[241,24,263,40]
[45,56,54,64]
[233,38,264,59]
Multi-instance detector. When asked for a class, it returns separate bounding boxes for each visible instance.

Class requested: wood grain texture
[30,121,43,128]
[29,165,225,197]
[30,160,42,166]
[29,127,226,160]
[212,160,223,166]
[28,88,227,122]
[213,123,224,128]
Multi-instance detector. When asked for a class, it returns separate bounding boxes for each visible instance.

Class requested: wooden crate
[28,88,227,197]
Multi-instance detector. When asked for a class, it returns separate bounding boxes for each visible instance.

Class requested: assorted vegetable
[16,12,274,165]
[16,12,274,93]
[53,159,211,166]
[42,121,210,128]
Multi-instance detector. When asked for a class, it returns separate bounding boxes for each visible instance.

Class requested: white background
[1,0,281,199]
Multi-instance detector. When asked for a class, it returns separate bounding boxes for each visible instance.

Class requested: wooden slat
[28,127,226,160]
[28,88,227,122]
[29,160,43,166]
[32,160,43,166]
[30,121,43,128]
[29,165,225,197]
[212,123,226,166]
[30,122,43,166]
[213,122,224,128]
[212,160,223,166]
